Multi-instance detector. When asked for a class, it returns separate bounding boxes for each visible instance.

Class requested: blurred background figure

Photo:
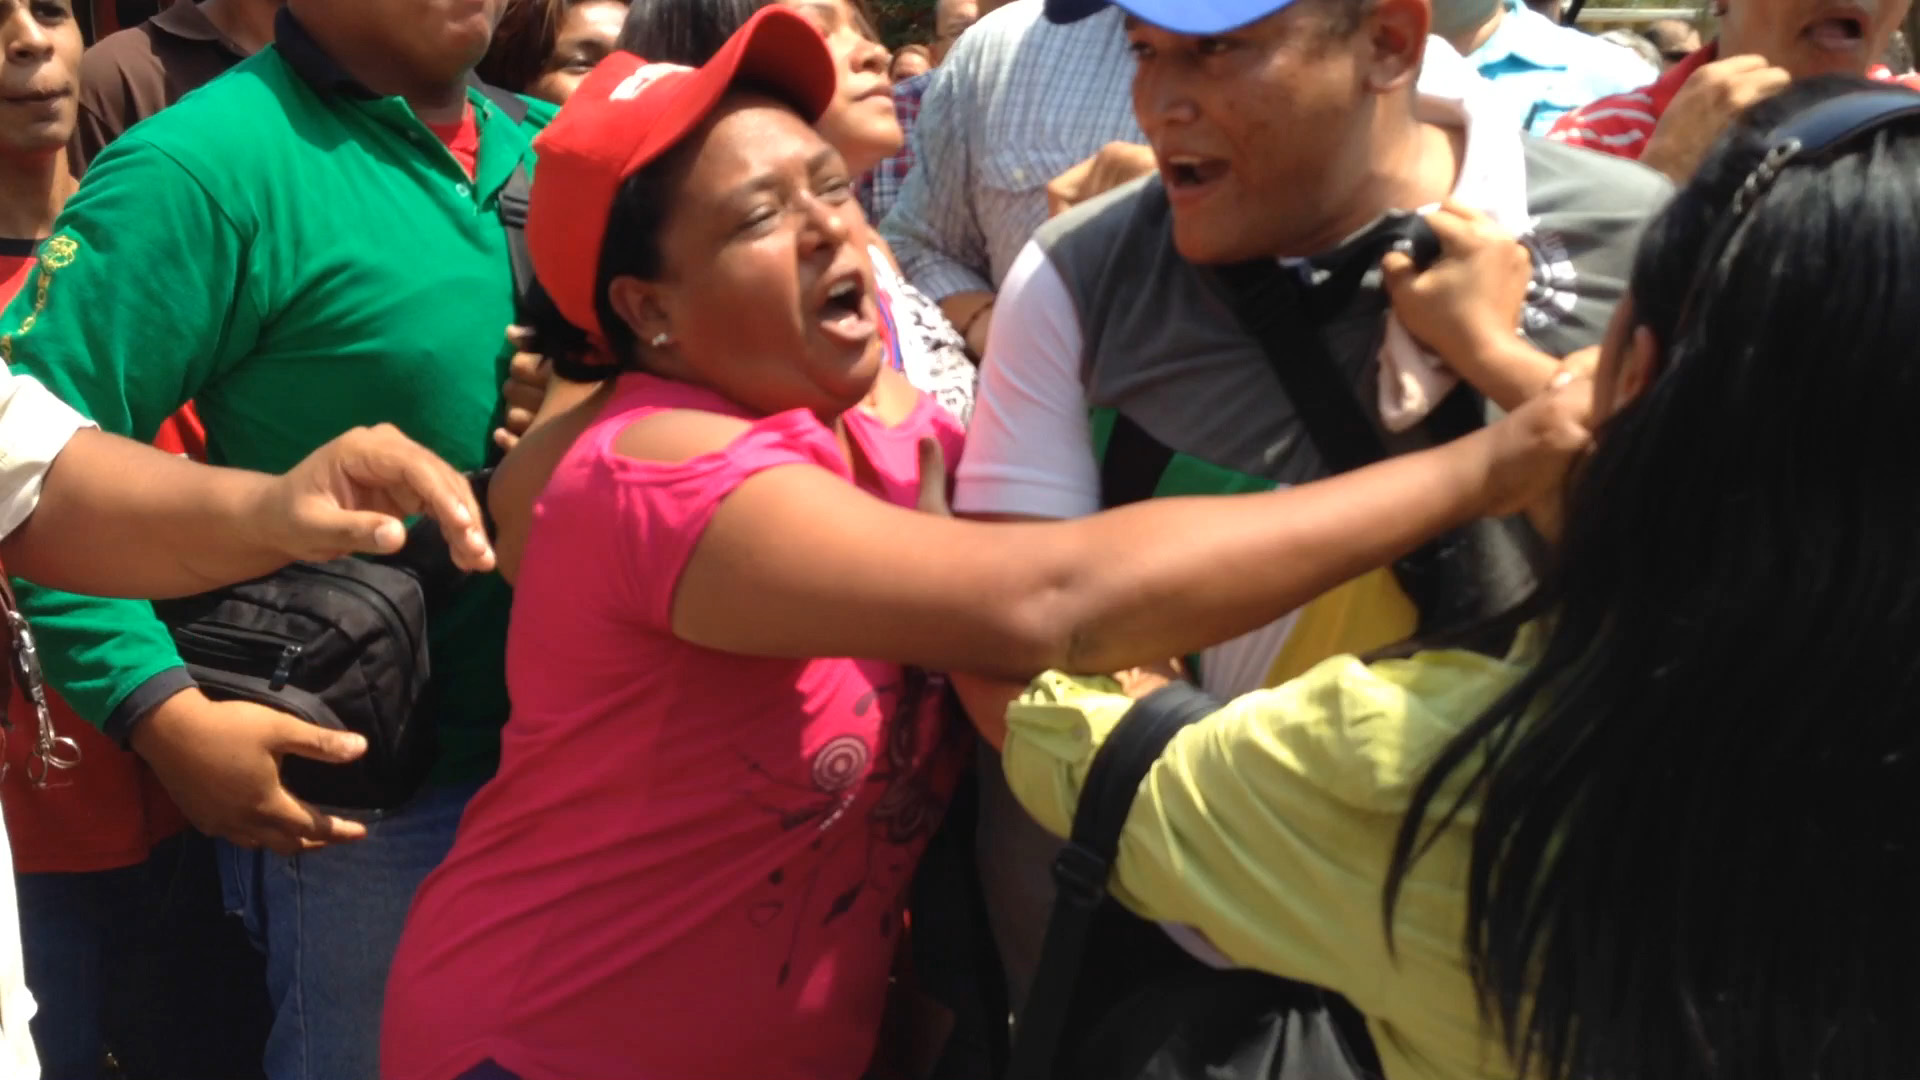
[1642,15,1704,67]
[890,41,931,80]
[477,0,629,103]
[74,0,281,173]
[1602,27,1665,67]
[1433,0,1656,134]
[1882,27,1914,71]
[928,0,977,61]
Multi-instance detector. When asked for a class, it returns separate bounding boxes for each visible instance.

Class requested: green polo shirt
[0,23,556,784]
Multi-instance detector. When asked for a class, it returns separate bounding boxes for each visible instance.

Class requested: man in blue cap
[954,0,1669,1015]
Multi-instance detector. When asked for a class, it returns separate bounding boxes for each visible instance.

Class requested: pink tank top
[382,374,970,1080]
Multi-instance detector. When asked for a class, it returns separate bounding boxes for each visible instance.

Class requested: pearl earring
[649,333,672,349]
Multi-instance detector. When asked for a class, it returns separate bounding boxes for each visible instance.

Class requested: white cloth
[1374,39,1535,432]
[869,245,977,427]
[0,371,91,539]
[0,366,91,1080]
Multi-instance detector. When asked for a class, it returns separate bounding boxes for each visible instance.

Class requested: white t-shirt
[0,366,93,1080]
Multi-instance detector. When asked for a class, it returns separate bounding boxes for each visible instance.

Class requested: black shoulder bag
[149,85,542,811]
[1006,683,1383,1080]
[1207,221,1545,642]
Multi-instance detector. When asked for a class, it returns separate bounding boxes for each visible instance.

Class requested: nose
[1132,67,1200,134]
[797,190,854,252]
[848,30,889,77]
[4,10,53,63]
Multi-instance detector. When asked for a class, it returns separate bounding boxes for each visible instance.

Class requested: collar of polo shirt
[273,6,382,100]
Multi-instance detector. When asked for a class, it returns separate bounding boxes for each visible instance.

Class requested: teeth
[829,280,856,299]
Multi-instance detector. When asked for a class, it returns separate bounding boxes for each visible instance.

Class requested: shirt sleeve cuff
[104,667,198,746]
[905,261,995,305]
[0,374,94,541]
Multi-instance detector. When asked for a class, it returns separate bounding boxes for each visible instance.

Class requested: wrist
[1438,425,1504,520]
[958,298,995,353]
[228,469,290,561]
[128,685,211,759]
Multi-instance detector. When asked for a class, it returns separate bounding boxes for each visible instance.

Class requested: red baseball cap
[527,7,840,341]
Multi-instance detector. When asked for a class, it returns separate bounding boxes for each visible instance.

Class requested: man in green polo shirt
[0,1,553,1075]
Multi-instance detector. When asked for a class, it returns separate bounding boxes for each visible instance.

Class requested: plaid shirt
[877,3,1142,300]
[1550,45,1920,158]
[857,73,927,224]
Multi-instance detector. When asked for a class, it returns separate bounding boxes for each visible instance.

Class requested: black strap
[1099,412,1176,509]
[1211,259,1388,476]
[475,82,538,320]
[1005,682,1225,1080]
[1207,244,1526,638]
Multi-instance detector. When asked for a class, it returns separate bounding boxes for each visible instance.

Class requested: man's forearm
[1,428,288,598]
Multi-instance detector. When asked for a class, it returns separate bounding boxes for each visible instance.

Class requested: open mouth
[1162,155,1230,201]
[1803,11,1867,50]
[816,270,876,347]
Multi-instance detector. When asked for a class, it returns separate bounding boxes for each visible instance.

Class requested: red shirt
[1549,46,1920,159]
[0,237,196,873]
[425,105,479,181]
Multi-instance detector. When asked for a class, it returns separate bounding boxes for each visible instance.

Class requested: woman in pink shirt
[380,12,1593,1080]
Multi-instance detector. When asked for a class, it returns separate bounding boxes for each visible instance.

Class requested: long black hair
[1385,75,1920,1080]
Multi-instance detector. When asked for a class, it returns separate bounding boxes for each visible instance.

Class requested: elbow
[991,576,1094,681]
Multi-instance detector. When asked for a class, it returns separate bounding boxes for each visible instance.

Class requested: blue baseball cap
[1042,0,1299,33]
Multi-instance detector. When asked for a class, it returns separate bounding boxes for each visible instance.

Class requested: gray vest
[1037,137,1671,634]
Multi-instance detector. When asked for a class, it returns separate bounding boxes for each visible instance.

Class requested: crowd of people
[0,0,1912,1078]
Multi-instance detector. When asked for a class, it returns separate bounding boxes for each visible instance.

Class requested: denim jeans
[220,782,482,1080]
[16,831,269,1080]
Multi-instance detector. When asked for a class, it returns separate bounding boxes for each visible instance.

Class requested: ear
[1615,324,1660,406]
[1363,0,1431,93]
[607,275,672,352]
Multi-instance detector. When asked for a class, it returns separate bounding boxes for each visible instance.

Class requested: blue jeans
[220,782,481,1080]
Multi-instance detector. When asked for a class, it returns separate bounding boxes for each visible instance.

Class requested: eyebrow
[717,147,845,204]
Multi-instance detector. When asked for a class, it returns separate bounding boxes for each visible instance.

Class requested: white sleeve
[953,241,1099,520]
[0,370,91,540]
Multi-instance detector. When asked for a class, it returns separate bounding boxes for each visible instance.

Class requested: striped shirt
[1550,45,1920,158]
[877,1,1142,301]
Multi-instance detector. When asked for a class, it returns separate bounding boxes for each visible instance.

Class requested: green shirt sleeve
[1000,653,1522,1018]
[0,135,258,734]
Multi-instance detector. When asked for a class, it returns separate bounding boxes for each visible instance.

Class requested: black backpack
[149,84,538,811]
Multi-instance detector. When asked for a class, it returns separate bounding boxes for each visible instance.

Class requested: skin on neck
[283,0,472,124]
[0,145,74,239]
[1447,0,1505,56]
[198,0,281,55]
[1280,99,1464,257]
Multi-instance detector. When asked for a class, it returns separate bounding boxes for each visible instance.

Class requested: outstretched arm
[663,375,1592,683]
[1,423,493,598]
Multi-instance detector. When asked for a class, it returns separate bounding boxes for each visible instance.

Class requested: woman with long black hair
[1000,76,1920,1080]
